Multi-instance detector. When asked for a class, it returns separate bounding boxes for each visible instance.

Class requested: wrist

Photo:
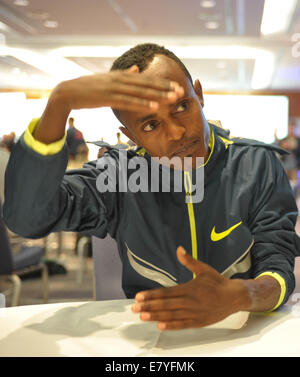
[53,76,89,110]
[226,278,253,313]
[33,84,71,144]
[50,81,73,114]
[233,275,283,312]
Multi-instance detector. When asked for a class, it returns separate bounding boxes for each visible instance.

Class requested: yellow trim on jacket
[255,271,286,311]
[24,118,66,156]
[183,127,215,279]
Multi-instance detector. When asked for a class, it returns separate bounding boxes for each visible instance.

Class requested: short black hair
[110,43,193,122]
[111,43,193,83]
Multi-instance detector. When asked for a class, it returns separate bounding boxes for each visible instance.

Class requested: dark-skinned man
[3,43,300,331]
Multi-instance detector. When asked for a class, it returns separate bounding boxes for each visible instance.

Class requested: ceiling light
[27,11,49,20]
[170,45,275,89]
[14,0,29,6]
[50,46,132,58]
[0,72,56,89]
[261,0,298,35]
[200,0,216,8]
[50,44,275,89]
[0,46,92,82]
[251,51,275,89]
[205,21,219,29]
[52,44,272,61]
[44,20,58,28]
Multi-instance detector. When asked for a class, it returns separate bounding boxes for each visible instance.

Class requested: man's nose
[165,121,186,141]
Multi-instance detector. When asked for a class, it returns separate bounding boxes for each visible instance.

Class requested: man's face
[118,55,209,169]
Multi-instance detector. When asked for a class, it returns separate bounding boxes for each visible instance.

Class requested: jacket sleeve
[248,147,299,308]
[3,135,119,239]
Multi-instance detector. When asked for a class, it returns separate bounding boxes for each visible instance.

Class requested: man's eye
[175,101,188,113]
[143,121,157,132]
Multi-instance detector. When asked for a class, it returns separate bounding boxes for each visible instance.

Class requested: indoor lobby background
[1,0,300,307]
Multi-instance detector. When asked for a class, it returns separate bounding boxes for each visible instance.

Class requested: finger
[107,94,160,112]
[135,283,188,303]
[139,309,198,323]
[111,83,180,103]
[119,73,184,95]
[157,319,203,331]
[176,246,208,276]
[132,297,191,313]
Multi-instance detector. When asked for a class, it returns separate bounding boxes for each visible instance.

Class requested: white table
[0,299,299,357]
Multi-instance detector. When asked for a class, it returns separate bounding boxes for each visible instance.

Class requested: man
[1,132,16,152]
[114,132,129,149]
[0,146,9,201]
[278,123,300,183]
[3,43,300,331]
[66,117,89,161]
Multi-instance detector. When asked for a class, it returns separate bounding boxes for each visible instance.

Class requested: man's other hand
[131,246,250,330]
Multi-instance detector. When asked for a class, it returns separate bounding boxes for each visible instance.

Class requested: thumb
[177,246,217,277]
[176,246,204,276]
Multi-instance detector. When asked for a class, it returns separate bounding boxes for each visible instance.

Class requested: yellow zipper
[182,126,216,279]
[184,171,198,279]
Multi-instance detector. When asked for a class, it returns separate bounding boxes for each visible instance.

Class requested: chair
[0,201,49,306]
[92,235,126,300]
[76,235,97,299]
[0,293,5,308]
[76,236,91,284]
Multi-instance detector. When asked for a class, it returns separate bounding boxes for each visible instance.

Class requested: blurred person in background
[1,132,16,152]
[96,132,131,158]
[0,146,9,201]
[96,133,135,157]
[277,123,300,192]
[114,131,129,149]
[66,117,89,165]
[97,146,108,158]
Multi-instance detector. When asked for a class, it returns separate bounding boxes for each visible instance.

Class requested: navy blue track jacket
[3,124,300,305]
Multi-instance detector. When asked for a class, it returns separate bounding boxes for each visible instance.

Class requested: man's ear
[119,126,137,144]
[194,79,204,108]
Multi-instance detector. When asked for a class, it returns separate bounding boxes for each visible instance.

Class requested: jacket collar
[136,123,229,189]
[202,123,228,185]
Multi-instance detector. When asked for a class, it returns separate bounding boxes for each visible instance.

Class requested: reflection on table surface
[0,299,299,357]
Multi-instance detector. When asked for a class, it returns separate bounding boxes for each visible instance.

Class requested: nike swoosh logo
[211,221,242,242]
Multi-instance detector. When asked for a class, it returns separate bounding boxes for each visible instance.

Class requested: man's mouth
[170,139,200,158]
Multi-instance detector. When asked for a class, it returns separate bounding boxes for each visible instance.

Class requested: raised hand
[58,65,185,112]
[34,65,184,144]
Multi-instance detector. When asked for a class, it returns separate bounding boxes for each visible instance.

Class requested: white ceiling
[0,0,299,91]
